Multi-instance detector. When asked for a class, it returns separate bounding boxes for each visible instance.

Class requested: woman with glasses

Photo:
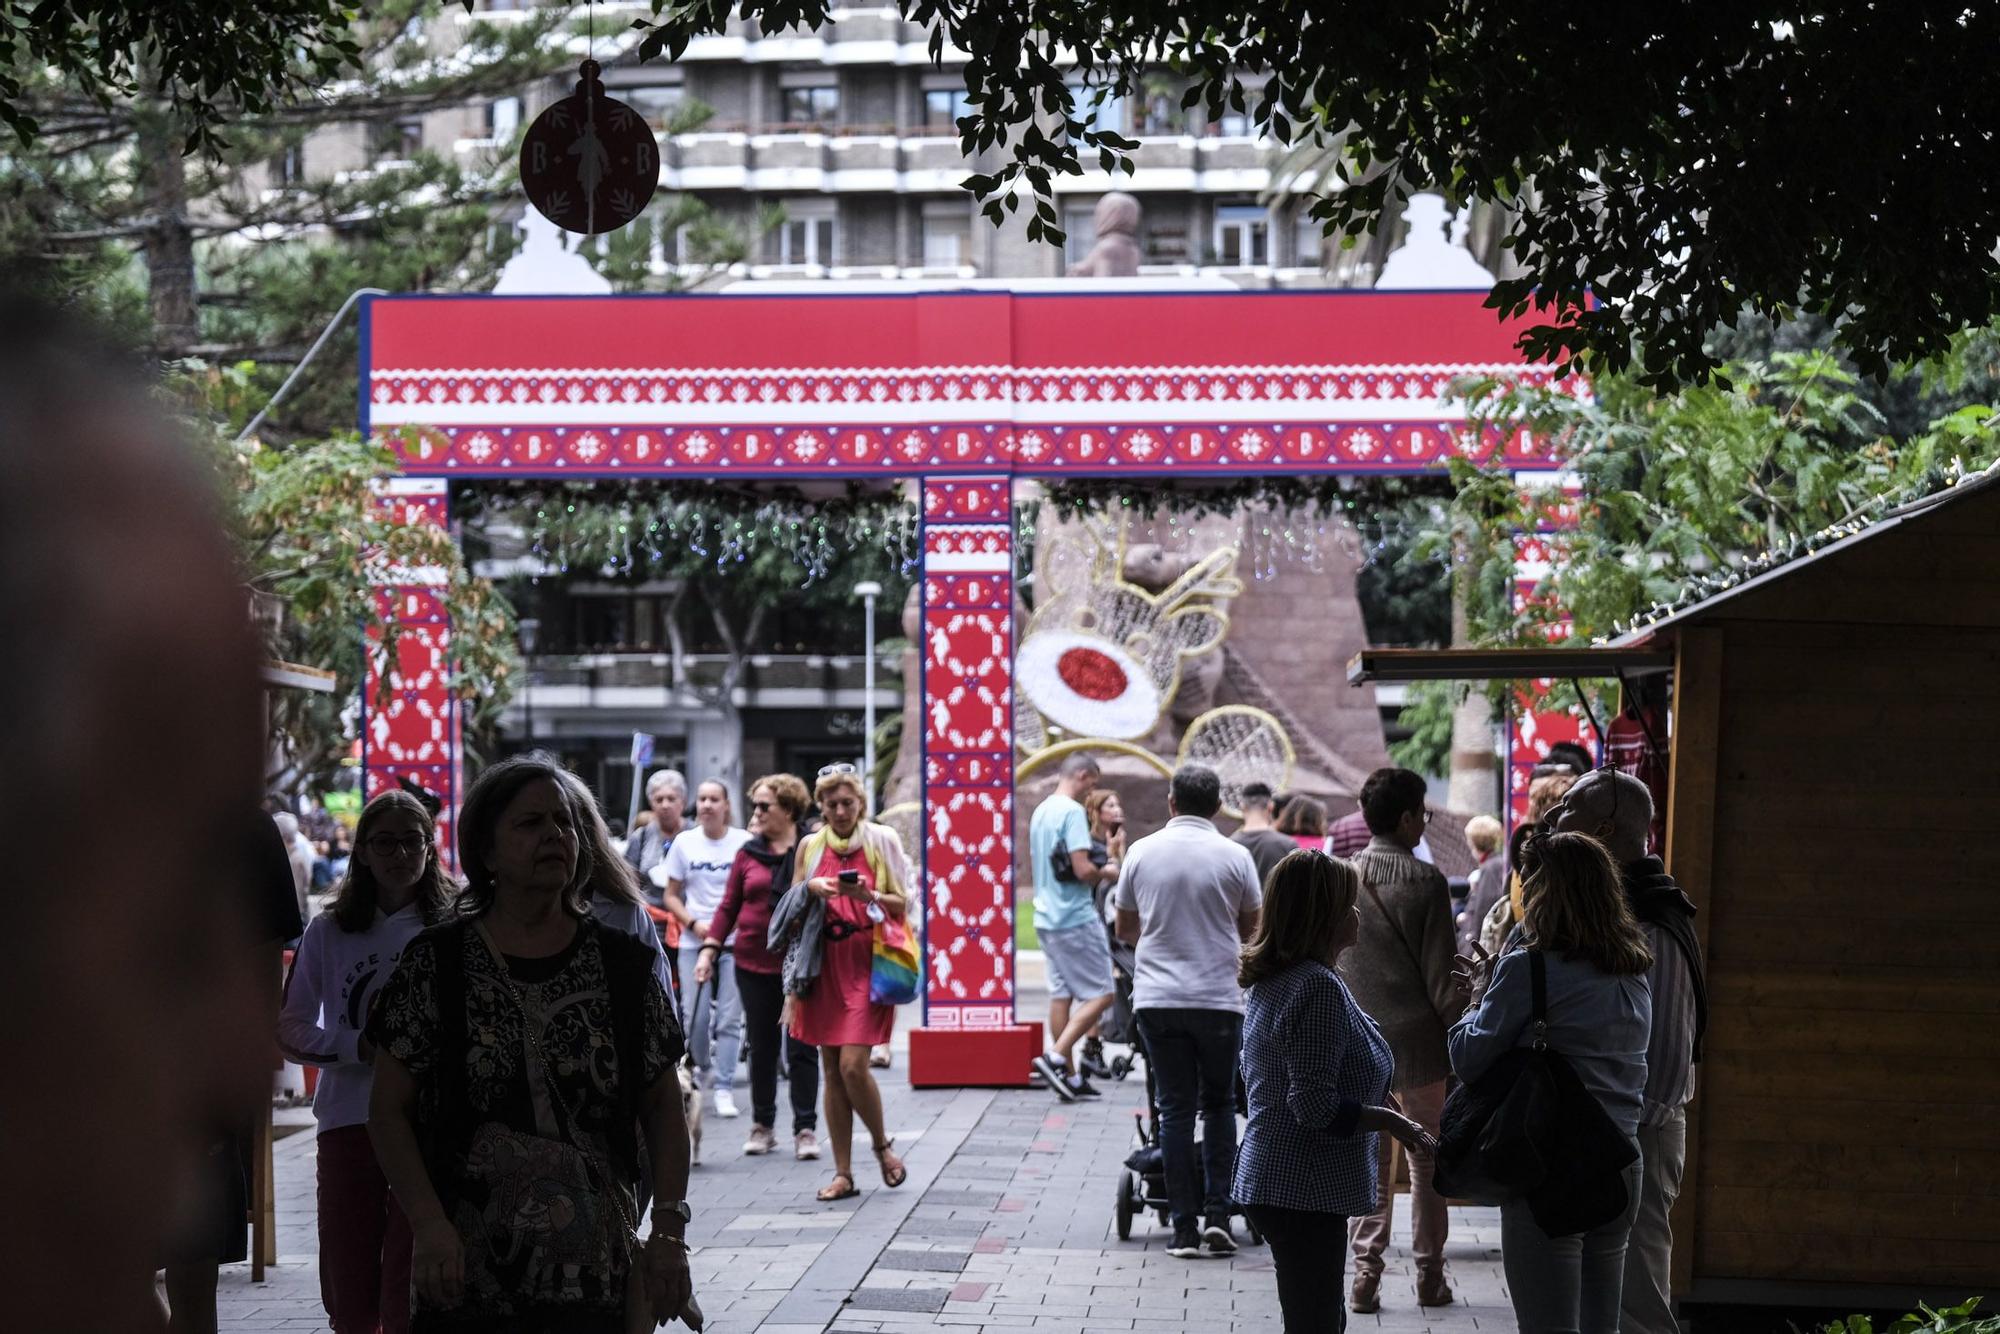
[698,773,819,1161]
[279,789,456,1334]
[777,764,912,1201]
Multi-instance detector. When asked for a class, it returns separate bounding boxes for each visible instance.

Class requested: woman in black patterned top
[367,754,694,1333]
[1232,851,1436,1333]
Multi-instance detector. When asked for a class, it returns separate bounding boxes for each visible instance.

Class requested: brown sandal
[816,1172,859,1202]
[872,1139,907,1189]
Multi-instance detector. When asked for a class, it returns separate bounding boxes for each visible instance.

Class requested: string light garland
[1599,455,1995,640]
[1030,474,1452,582]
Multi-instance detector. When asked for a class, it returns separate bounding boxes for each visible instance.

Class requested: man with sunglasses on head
[1542,768,1708,1334]
[1340,767,1462,1314]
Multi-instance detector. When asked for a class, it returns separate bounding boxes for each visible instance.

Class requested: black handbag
[1433,949,1640,1236]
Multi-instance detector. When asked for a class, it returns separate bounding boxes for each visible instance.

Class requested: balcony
[662,128,1276,196]
[516,651,901,716]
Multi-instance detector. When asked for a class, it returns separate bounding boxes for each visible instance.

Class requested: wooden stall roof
[1347,645,1674,683]
[261,660,337,693]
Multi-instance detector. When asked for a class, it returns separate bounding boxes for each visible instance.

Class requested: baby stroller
[1091,882,1140,1080]
[1112,1024,1264,1246]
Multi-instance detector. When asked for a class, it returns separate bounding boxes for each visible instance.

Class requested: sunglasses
[816,762,859,779]
[365,834,429,857]
[750,800,775,813]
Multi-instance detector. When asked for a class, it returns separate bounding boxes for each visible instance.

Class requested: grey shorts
[1040,923,1115,1000]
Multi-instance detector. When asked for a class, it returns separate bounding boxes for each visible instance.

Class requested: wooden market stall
[1351,464,2000,1310]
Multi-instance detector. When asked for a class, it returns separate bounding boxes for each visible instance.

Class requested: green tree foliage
[190,368,518,789]
[0,1,363,149]
[4,3,758,440]
[638,2,2000,383]
[1438,350,2000,650]
[1822,1298,2000,1334]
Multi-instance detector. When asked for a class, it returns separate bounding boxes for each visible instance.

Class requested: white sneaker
[714,1087,739,1119]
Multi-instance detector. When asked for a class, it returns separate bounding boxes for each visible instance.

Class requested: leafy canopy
[1438,345,2000,650]
[638,2,2000,384]
[0,1,364,151]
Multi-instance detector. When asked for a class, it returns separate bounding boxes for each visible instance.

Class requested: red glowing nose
[1056,646,1127,701]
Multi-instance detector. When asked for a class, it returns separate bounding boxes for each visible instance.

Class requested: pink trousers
[316,1123,412,1334]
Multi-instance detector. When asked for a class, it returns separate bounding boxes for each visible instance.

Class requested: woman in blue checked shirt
[1233,850,1436,1333]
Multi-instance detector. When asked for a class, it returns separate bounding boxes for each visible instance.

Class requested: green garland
[455,480,920,582]
[450,473,1452,585]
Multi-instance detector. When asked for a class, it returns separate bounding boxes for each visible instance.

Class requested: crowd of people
[1024,755,1706,1334]
[273,755,915,1333]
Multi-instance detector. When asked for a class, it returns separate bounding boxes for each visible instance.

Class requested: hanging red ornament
[519,59,660,235]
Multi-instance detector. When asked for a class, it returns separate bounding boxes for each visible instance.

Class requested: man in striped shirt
[1546,769,1709,1334]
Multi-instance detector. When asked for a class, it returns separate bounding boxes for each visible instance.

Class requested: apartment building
[605,8,1327,284]
[314,4,1332,287]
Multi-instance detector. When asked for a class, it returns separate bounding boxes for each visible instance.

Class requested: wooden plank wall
[1687,495,2000,1291]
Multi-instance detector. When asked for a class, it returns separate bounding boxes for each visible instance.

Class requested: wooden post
[1663,625,1723,1298]
[252,1103,275,1279]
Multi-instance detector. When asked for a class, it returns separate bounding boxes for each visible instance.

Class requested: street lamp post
[854,581,882,808]
[518,617,541,749]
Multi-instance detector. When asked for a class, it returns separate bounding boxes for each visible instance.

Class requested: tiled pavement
[220,1010,1513,1333]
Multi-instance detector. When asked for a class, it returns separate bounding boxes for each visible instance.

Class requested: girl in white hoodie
[279,789,455,1334]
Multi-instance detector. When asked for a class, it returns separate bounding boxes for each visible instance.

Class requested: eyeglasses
[816,762,859,779]
[1422,809,1434,825]
[365,834,428,857]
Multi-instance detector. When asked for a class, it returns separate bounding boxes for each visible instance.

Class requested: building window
[1135,86,1187,136]
[922,206,972,269]
[780,84,839,127]
[486,96,522,140]
[777,206,837,266]
[1214,205,1270,267]
[371,116,424,161]
[921,88,973,133]
[270,143,305,187]
[623,85,683,132]
[1293,210,1325,268]
[1145,219,1190,265]
[1063,204,1099,270]
[1210,107,1254,138]
[1065,78,1130,137]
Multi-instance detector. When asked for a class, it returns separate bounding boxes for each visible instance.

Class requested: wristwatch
[652,1199,693,1227]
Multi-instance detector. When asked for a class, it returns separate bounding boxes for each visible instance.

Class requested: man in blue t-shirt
[1028,753,1120,1100]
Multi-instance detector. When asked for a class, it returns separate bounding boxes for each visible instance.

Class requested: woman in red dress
[789,767,911,1201]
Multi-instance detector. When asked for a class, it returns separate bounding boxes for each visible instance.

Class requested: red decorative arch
[362,287,1564,1084]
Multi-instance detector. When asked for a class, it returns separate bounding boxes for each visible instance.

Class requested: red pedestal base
[908,1023,1042,1088]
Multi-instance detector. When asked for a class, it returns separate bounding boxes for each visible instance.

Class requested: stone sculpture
[1066,192,1143,278]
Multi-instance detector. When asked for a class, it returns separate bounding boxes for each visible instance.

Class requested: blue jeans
[1136,1008,1242,1230]
[677,941,744,1089]
[1501,1158,1646,1334]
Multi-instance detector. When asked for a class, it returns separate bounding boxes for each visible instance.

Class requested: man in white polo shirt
[1115,763,1263,1261]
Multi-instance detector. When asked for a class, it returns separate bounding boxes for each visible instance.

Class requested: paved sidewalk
[221,1029,1512,1333]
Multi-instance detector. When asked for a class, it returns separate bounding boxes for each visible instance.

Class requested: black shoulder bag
[1433,950,1640,1236]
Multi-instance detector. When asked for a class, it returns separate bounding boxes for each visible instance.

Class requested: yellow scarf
[796,820,909,907]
